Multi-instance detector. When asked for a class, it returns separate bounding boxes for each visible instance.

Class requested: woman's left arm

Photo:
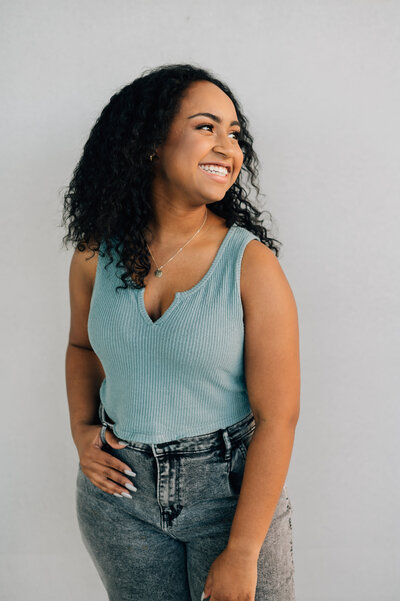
[202,240,301,601]
[227,239,301,558]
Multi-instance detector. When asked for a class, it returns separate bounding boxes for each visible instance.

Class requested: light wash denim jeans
[76,402,295,600]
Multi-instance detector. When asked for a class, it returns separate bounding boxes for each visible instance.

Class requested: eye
[196,123,241,141]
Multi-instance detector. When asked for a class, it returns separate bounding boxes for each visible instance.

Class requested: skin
[66,80,300,601]
[134,79,245,320]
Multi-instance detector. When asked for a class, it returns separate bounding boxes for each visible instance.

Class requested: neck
[145,206,209,244]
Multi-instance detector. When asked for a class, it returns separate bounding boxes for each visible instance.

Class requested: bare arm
[227,240,300,556]
[65,243,105,451]
[200,240,301,601]
[65,242,137,497]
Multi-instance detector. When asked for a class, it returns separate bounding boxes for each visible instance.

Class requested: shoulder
[68,239,102,350]
[238,235,300,426]
[240,236,298,321]
[69,238,100,292]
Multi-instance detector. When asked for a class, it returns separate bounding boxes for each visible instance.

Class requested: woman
[62,63,300,601]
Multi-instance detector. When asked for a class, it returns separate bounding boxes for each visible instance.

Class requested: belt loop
[98,400,115,428]
[98,401,108,445]
[221,428,232,461]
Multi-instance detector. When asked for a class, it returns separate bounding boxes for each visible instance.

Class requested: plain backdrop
[1,1,399,600]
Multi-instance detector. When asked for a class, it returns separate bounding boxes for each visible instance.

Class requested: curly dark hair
[60,62,281,292]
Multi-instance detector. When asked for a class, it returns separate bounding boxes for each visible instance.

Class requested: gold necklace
[146,208,208,278]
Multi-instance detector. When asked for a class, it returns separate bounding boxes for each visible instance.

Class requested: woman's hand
[202,546,258,601]
[75,424,137,498]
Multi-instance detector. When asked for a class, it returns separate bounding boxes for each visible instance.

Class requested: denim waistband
[98,400,256,457]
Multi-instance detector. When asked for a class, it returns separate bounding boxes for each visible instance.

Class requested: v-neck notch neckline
[137,224,236,327]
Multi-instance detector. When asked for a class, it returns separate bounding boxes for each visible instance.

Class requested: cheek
[234,150,244,174]
[162,144,191,178]
[175,137,204,170]
[237,145,244,162]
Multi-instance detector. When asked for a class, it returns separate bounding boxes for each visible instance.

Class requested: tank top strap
[233,223,261,269]
[214,224,261,288]
[97,226,261,287]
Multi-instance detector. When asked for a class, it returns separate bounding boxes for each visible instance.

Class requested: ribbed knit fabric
[88,224,260,443]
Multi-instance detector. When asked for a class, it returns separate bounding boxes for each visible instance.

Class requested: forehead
[179,80,237,119]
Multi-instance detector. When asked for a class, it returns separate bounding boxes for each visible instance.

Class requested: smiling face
[151,80,244,206]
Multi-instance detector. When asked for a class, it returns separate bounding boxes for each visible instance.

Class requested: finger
[91,464,138,497]
[84,456,138,496]
[104,428,128,448]
[96,447,137,478]
[92,427,103,449]
[81,447,137,480]
[89,470,136,498]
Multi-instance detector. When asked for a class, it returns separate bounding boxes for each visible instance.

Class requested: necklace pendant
[154,268,163,278]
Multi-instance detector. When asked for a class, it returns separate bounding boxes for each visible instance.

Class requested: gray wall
[1,1,399,599]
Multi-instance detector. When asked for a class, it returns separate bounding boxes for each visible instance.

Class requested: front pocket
[227,443,246,496]
[238,425,256,460]
[76,463,87,491]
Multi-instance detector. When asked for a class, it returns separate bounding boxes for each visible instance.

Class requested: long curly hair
[60,62,281,292]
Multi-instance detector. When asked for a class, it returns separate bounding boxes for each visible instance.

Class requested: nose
[212,140,235,158]
[211,130,237,157]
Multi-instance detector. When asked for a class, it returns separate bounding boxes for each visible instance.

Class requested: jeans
[76,402,295,600]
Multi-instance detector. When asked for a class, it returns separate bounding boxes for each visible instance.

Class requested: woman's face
[152,80,244,205]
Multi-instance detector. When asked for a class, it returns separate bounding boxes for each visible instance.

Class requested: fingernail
[118,440,128,446]
[125,482,137,492]
[113,493,123,498]
[121,491,132,499]
[124,469,136,477]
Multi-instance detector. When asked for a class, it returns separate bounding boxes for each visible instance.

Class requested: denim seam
[78,464,91,495]
[238,442,248,463]
[283,484,295,568]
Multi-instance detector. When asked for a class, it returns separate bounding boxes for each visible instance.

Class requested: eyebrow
[187,112,241,128]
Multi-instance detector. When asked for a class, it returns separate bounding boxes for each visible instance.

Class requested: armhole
[235,232,260,316]
[89,240,104,309]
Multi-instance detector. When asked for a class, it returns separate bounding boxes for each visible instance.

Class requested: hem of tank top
[111,412,254,443]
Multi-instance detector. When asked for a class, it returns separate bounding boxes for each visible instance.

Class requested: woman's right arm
[66,242,104,451]
[66,243,137,497]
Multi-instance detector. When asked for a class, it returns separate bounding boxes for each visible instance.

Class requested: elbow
[255,411,300,429]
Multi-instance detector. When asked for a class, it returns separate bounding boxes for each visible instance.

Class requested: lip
[198,164,229,182]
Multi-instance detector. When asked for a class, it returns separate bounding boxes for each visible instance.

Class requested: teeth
[200,164,228,176]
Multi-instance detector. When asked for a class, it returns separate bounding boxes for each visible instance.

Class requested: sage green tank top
[88,224,260,443]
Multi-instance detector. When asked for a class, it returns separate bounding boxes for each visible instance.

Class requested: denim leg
[183,488,295,601]
[180,432,295,601]
[253,484,295,600]
[76,463,191,601]
[75,411,295,601]
[184,499,237,600]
